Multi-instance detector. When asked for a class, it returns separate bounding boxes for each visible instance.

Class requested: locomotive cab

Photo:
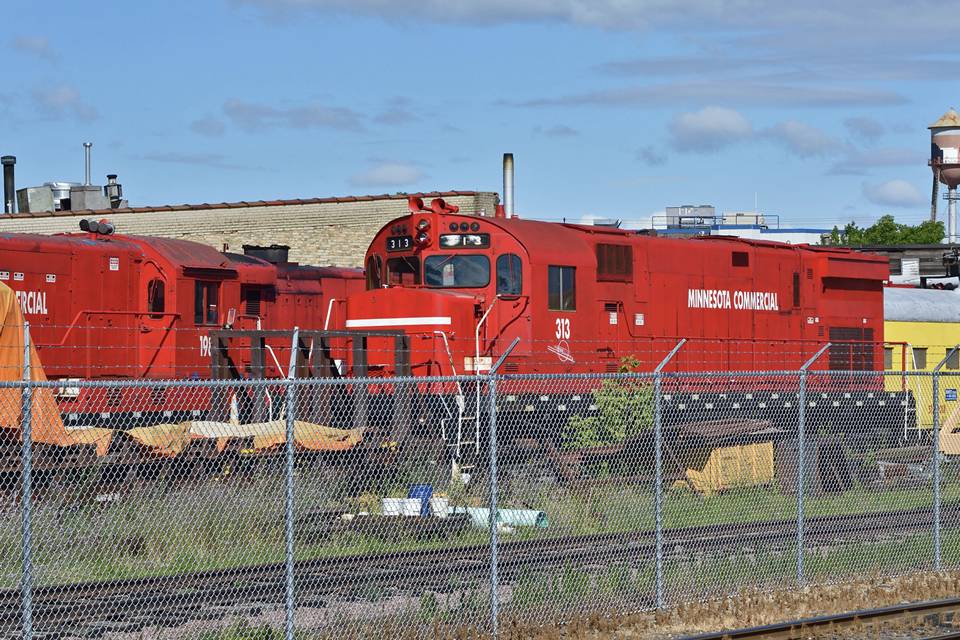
[347,197,531,376]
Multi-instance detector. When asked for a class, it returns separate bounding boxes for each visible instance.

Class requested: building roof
[885,286,960,323]
[930,108,960,129]
[5,190,485,219]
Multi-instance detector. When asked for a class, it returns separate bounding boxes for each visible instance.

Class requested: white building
[652,209,828,245]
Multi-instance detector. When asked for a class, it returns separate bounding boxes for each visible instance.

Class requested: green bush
[561,357,653,450]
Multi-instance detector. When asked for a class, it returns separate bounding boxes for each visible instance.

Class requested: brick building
[0,191,499,268]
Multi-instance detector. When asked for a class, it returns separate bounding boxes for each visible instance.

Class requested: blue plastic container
[407,484,433,516]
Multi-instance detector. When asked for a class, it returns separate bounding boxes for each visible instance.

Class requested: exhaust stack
[1,156,14,214]
[502,152,514,217]
[105,174,123,206]
[83,142,92,186]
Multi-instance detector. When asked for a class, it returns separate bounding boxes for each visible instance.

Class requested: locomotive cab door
[491,253,531,368]
[138,262,173,377]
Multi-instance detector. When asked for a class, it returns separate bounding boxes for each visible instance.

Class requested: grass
[1,463,958,590]
[501,528,960,624]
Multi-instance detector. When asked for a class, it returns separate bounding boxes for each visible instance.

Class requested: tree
[561,356,653,450]
[829,215,944,246]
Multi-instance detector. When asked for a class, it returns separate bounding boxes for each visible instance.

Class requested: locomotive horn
[407,196,425,213]
[98,218,115,235]
[79,218,91,232]
[87,220,100,234]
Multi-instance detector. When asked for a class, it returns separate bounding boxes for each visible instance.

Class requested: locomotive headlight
[416,231,430,245]
[417,218,430,231]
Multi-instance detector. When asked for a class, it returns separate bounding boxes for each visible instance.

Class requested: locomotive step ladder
[449,378,482,474]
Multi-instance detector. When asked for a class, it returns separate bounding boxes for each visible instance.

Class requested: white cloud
[863,179,926,208]
[761,120,842,158]
[668,106,752,152]
[143,152,252,171]
[536,124,580,137]
[12,36,56,60]
[234,1,947,39]
[843,116,885,138]
[514,82,904,109]
[223,99,364,132]
[190,116,226,137]
[372,97,421,125]
[348,162,425,188]
[31,86,98,121]
[636,145,667,166]
[830,147,924,175]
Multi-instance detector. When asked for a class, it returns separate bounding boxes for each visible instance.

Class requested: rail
[681,597,960,639]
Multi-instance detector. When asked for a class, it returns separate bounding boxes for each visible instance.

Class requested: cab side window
[548,265,576,311]
[194,281,220,325]
[147,279,165,319]
[496,254,522,296]
[366,255,383,290]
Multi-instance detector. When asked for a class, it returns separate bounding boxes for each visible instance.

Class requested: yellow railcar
[883,287,960,431]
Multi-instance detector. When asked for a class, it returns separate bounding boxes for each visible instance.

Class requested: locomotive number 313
[555,318,571,340]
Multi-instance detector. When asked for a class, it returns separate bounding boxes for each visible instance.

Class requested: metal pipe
[502,153,514,217]
[949,188,957,245]
[284,327,300,640]
[2,155,15,214]
[483,337,519,639]
[652,338,686,609]
[83,143,92,186]
[486,373,499,638]
[20,322,33,640]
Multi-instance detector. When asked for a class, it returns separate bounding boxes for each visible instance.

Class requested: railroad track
[682,597,960,639]
[1,504,958,637]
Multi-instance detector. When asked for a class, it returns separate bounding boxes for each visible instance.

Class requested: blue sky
[2,1,958,229]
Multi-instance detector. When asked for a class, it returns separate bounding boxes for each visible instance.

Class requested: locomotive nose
[345,288,480,375]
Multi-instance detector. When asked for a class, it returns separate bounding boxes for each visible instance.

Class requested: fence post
[653,339,686,609]
[486,373,499,636]
[796,343,831,584]
[20,321,33,640]
[284,327,300,640]
[932,347,957,571]
[486,337,519,639]
[933,369,941,570]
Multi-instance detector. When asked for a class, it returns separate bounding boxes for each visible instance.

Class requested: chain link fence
[2,334,960,639]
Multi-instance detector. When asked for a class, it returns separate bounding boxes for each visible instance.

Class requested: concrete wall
[0,191,499,267]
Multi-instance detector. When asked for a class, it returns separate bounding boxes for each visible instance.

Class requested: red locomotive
[344,197,904,460]
[347,197,887,376]
[0,222,363,426]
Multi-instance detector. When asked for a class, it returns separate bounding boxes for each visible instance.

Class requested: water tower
[930,107,960,243]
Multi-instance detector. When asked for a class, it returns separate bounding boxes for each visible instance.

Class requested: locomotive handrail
[323,298,339,330]
[475,296,501,376]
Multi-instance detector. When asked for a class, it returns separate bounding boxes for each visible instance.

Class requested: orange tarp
[187,420,364,453]
[0,283,72,446]
[68,421,364,458]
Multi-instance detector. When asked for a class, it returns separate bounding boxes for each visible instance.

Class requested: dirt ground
[479,571,960,639]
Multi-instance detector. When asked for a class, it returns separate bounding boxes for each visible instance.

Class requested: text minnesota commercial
[687,288,780,311]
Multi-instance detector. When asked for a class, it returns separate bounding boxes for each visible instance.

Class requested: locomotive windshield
[424,254,490,288]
